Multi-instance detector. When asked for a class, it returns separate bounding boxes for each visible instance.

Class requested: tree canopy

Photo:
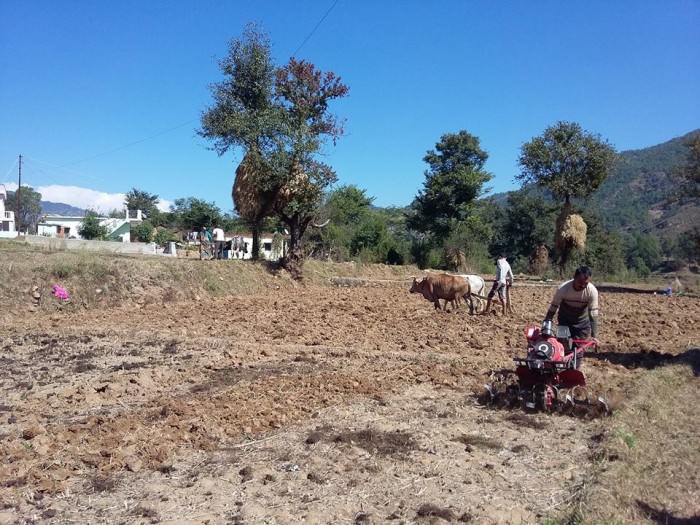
[124,188,161,220]
[170,197,223,232]
[517,121,617,204]
[199,23,283,157]
[6,185,42,234]
[199,25,349,277]
[407,131,492,244]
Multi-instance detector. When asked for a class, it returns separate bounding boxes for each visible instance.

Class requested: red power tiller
[486,321,609,415]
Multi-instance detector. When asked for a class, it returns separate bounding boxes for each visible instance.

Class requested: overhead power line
[292,0,342,57]
[55,119,198,169]
[3,158,18,181]
[20,156,104,187]
[9,3,342,182]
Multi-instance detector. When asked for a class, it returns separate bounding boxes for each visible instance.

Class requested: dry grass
[549,355,700,524]
[0,244,419,319]
[1,241,698,523]
[0,246,293,316]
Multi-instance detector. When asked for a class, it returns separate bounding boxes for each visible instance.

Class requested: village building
[0,184,17,238]
[37,209,144,242]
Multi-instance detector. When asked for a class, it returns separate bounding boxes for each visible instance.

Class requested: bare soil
[0,253,698,524]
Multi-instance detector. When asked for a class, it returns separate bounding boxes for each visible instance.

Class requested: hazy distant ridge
[40,201,86,216]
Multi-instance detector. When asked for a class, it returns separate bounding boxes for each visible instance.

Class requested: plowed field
[1,269,698,524]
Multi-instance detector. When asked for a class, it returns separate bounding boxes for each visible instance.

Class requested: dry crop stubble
[0,247,698,523]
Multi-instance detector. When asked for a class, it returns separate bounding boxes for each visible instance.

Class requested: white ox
[457,274,486,313]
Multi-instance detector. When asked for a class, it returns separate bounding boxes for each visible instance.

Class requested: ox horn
[311,219,330,228]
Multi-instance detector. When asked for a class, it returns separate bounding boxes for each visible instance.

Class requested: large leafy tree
[199,23,284,259]
[517,121,617,204]
[271,58,349,278]
[518,121,617,272]
[328,185,373,224]
[124,188,161,221]
[495,191,558,263]
[199,23,282,156]
[170,197,223,232]
[6,185,42,234]
[406,131,492,246]
[199,26,348,276]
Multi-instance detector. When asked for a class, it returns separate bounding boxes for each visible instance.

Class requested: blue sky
[1,0,699,214]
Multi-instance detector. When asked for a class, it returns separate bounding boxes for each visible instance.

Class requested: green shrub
[133,221,155,243]
[153,228,175,246]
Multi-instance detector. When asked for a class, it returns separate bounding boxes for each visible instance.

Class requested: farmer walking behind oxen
[482,254,514,316]
[542,265,600,345]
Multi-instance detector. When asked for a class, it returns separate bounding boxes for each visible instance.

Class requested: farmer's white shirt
[495,258,513,284]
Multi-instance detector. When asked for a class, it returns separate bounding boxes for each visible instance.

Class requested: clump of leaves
[416,504,455,520]
[89,475,117,493]
[452,434,503,451]
[332,428,417,457]
[505,412,549,429]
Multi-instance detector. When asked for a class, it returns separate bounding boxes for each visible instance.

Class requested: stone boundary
[4,235,170,257]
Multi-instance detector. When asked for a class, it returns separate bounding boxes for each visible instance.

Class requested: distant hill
[40,201,86,216]
[489,129,699,239]
[5,190,87,217]
[590,129,699,238]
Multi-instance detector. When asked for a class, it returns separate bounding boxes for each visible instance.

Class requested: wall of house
[0,184,16,233]
[38,215,135,241]
[38,218,85,239]
[222,234,287,261]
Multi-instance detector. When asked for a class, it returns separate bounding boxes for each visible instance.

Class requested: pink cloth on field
[52,284,71,301]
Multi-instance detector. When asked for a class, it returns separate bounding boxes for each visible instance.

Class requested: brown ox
[410,274,474,313]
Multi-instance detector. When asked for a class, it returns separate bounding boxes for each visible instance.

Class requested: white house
[218,232,288,260]
[37,209,143,242]
[0,184,17,238]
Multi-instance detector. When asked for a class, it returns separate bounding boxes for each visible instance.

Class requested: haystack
[444,248,466,273]
[273,165,312,215]
[529,243,550,276]
[554,203,587,270]
[672,276,683,293]
[233,152,274,220]
[555,208,587,252]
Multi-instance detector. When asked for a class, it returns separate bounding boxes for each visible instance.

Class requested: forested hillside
[590,129,699,236]
[491,129,699,239]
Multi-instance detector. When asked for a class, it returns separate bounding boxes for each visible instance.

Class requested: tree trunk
[281,214,311,280]
[251,220,261,261]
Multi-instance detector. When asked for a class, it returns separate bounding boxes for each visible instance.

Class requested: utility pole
[17,154,22,236]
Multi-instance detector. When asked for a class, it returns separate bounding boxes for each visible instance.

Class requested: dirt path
[1,282,698,524]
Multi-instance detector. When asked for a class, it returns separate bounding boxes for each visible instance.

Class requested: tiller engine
[485,321,610,415]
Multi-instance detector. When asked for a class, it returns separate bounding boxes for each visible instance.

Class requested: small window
[263,242,272,251]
